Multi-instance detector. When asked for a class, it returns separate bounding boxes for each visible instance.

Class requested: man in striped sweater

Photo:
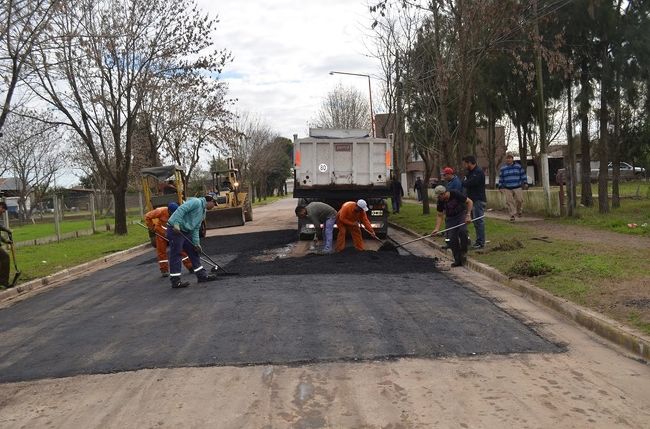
[498,153,528,221]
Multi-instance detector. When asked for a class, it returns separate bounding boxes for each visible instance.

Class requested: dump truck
[293,128,393,239]
[204,157,253,229]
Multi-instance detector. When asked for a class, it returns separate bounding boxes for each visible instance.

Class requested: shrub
[509,258,554,277]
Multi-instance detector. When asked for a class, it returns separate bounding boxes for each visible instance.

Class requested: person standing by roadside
[166,195,218,288]
[431,186,474,267]
[414,177,423,202]
[0,202,13,288]
[462,155,487,249]
[295,202,337,254]
[442,167,462,192]
[144,202,193,277]
[498,153,528,221]
[335,199,377,252]
[390,174,404,214]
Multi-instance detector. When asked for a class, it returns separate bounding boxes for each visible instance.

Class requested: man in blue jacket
[498,153,528,222]
[166,195,218,288]
[462,155,487,249]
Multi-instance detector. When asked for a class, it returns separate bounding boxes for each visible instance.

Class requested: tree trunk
[566,81,577,216]
[597,42,610,214]
[112,187,128,235]
[487,104,497,190]
[612,70,621,209]
[579,60,593,207]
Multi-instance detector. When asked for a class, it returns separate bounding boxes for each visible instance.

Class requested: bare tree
[0,111,62,219]
[315,83,371,131]
[155,75,234,184]
[28,0,230,234]
[0,0,60,132]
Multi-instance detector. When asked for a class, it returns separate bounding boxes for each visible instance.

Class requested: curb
[0,243,150,305]
[389,221,650,361]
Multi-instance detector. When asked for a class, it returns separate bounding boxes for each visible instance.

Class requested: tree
[0,0,60,133]
[315,83,371,131]
[0,111,62,219]
[29,0,230,234]
[155,75,234,185]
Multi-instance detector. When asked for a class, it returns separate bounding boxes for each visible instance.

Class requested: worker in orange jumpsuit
[335,199,377,252]
[144,202,193,276]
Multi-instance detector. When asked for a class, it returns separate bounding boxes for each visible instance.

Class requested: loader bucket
[204,207,245,229]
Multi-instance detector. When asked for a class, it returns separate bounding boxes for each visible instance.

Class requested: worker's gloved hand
[148,227,155,234]
[173,224,181,234]
[431,229,440,236]
[194,244,202,254]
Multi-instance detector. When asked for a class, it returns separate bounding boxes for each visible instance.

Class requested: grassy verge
[554,198,650,236]
[252,195,290,207]
[3,228,148,287]
[8,214,144,242]
[390,201,650,335]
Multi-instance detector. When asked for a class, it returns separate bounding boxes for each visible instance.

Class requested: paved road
[0,198,648,428]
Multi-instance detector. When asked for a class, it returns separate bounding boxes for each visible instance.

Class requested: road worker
[0,202,13,288]
[295,202,337,253]
[431,185,474,267]
[335,199,377,252]
[144,202,193,277]
[166,195,218,288]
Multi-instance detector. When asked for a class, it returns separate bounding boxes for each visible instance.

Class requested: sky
[196,0,381,140]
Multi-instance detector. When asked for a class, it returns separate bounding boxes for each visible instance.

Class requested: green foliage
[508,258,554,277]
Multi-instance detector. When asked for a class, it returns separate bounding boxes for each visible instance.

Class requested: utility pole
[533,0,552,215]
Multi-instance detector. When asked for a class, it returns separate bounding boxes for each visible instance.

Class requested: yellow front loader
[204,158,253,229]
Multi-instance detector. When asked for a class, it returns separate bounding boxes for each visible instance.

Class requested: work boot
[171,277,190,289]
[161,271,169,278]
[196,269,218,283]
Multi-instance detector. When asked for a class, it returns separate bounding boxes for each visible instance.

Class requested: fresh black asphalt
[0,229,560,383]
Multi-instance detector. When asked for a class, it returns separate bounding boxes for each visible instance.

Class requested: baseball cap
[356,199,369,212]
[442,167,454,175]
[204,194,214,202]
[433,185,447,196]
[167,202,179,213]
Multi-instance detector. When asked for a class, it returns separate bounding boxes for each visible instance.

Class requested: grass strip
[390,201,650,335]
[3,228,148,286]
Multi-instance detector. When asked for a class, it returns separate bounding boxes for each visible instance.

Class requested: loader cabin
[140,165,185,212]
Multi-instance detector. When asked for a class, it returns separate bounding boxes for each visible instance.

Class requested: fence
[419,188,563,217]
[1,191,146,247]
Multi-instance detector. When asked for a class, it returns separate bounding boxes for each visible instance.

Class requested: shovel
[173,228,239,276]
[8,241,21,288]
[379,215,486,251]
[137,222,237,275]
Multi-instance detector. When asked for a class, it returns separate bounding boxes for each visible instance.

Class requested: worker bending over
[295,202,337,253]
[144,202,193,277]
[166,195,218,288]
[336,199,377,252]
[431,186,474,267]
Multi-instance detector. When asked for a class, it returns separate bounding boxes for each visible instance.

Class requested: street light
[329,71,375,137]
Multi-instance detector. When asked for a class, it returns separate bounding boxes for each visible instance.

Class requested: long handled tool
[137,222,236,275]
[379,215,486,251]
[9,242,21,288]
[173,226,239,276]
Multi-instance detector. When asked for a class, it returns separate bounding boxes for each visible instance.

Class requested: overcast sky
[196,0,381,140]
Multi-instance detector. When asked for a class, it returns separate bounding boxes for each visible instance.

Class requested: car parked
[590,162,646,181]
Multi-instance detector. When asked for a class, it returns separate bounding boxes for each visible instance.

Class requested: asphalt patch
[226,248,439,276]
[0,228,562,383]
[202,229,296,255]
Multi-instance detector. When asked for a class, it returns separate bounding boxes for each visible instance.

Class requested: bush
[509,258,554,277]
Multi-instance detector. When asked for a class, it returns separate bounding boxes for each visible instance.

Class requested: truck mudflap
[204,207,245,229]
